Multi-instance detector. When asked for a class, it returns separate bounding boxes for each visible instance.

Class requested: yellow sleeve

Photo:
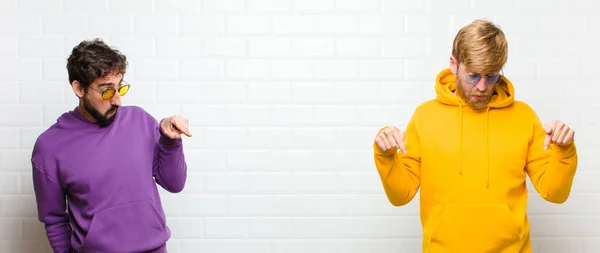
[525,114,578,204]
[373,116,421,206]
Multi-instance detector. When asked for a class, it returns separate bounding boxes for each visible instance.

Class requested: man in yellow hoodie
[373,19,578,253]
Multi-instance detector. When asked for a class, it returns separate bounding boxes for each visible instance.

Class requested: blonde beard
[455,81,492,110]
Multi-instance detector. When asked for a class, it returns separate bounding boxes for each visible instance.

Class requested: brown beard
[82,93,118,127]
[455,82,492,110]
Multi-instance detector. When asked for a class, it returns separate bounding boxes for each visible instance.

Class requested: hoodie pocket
[82,199,168,252]
[428,204,522,252]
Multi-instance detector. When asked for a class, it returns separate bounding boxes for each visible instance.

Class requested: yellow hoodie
[374,68,578,253]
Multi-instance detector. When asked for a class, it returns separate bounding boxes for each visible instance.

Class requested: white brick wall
[1,0,598,252]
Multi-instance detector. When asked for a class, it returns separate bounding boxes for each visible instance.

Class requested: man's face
[81,73,123,127]
[454,64,498,110]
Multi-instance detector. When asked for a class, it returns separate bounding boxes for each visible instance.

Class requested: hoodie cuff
[373,142,397,156]
[159,131,183,147]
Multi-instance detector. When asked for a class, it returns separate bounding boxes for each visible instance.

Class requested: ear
[449,56,458,75]
[71,80,84,98]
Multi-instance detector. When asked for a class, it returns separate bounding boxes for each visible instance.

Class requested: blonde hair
[452,19,508,74]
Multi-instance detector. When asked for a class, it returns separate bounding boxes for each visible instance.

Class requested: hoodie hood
[435,68,514,108]
[434,68,515,188]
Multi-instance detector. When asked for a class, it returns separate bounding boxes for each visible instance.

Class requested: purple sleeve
[152,123,188,193]
[32,160,72,253]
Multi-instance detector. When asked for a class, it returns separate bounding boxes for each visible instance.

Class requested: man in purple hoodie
[31,38,191,253]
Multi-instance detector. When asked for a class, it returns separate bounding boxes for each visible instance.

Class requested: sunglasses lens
[486,74,501,84]
[465,74,481,84]
[119,85,130,96]
[102,90,115,100]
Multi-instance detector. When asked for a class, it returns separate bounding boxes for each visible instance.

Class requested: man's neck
[77,104,97,123]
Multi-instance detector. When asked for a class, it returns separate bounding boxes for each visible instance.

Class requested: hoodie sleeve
[152,120,188,193]
[373,115,421,206]
[31,159,72,253]
[525,114,578,204]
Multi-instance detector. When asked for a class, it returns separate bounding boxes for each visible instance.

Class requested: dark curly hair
[66,38,128,89]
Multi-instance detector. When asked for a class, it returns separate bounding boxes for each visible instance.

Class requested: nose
[475,77,487,91]
[110,91,121,106]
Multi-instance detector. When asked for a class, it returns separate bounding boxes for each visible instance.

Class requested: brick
[42,59,68,81]
[225,60,269,80]
[360,15,405,35]
[248,37,291,57]
[108,0,153,12]
[226,195,270,216]
[180,195,226,217]
[335,0,380,12]
[202,0,245,12]
[0,0,16,12]
[312,60,359,80]
[0,14,42,35]
[42,13,88,35]
[0,82,19,103]
[0,36,17,57]
[0,218,21,239]
[272,15,314,34]
[271,60,312,80]
[156,0,201,12]
[292,0,334,12]
[201,172,250,194]
[135,59,179,81]
[18,36,64,58]
[247,0,291,13]
[203,218,249,238]
[426,0,470,14]
[0,172,20,194]
[20,82,65,103]
[247,127,294,148]
[199,82,246,103]
[269,105,314,126]
[17,0,61,11]
[226,150,271,172]
[382,0,424,13]
[64,0,107,12]
[156,36,202,58]
[156,81,201,103]
[0,127,18,149]
[166,218,203,239]
[227,15,270,35]
[406,15,451,35]
[405,59,447,81]
[133,14,178,35]
[290,37,335,57]
[336,37,381,57]
[0,105,42,127]
[315,15,359,34]
[88,13,133,35]
[180,14,226,35]
[384,36,426,58]
[247,82,291,103]
[249,218,294,238]
[201,37,247,57]
[179,60,223,80]
[359,59,404,80]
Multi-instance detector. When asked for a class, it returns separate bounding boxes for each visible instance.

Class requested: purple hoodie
[31,106,187,253]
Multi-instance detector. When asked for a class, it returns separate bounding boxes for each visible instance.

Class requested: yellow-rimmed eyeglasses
[89,81,131,100]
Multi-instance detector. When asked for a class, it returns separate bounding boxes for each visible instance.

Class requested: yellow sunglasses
[89,81,131,100]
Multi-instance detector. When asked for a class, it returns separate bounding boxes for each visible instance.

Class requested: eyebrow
[97,82,115,88]
[97,78,124,88]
